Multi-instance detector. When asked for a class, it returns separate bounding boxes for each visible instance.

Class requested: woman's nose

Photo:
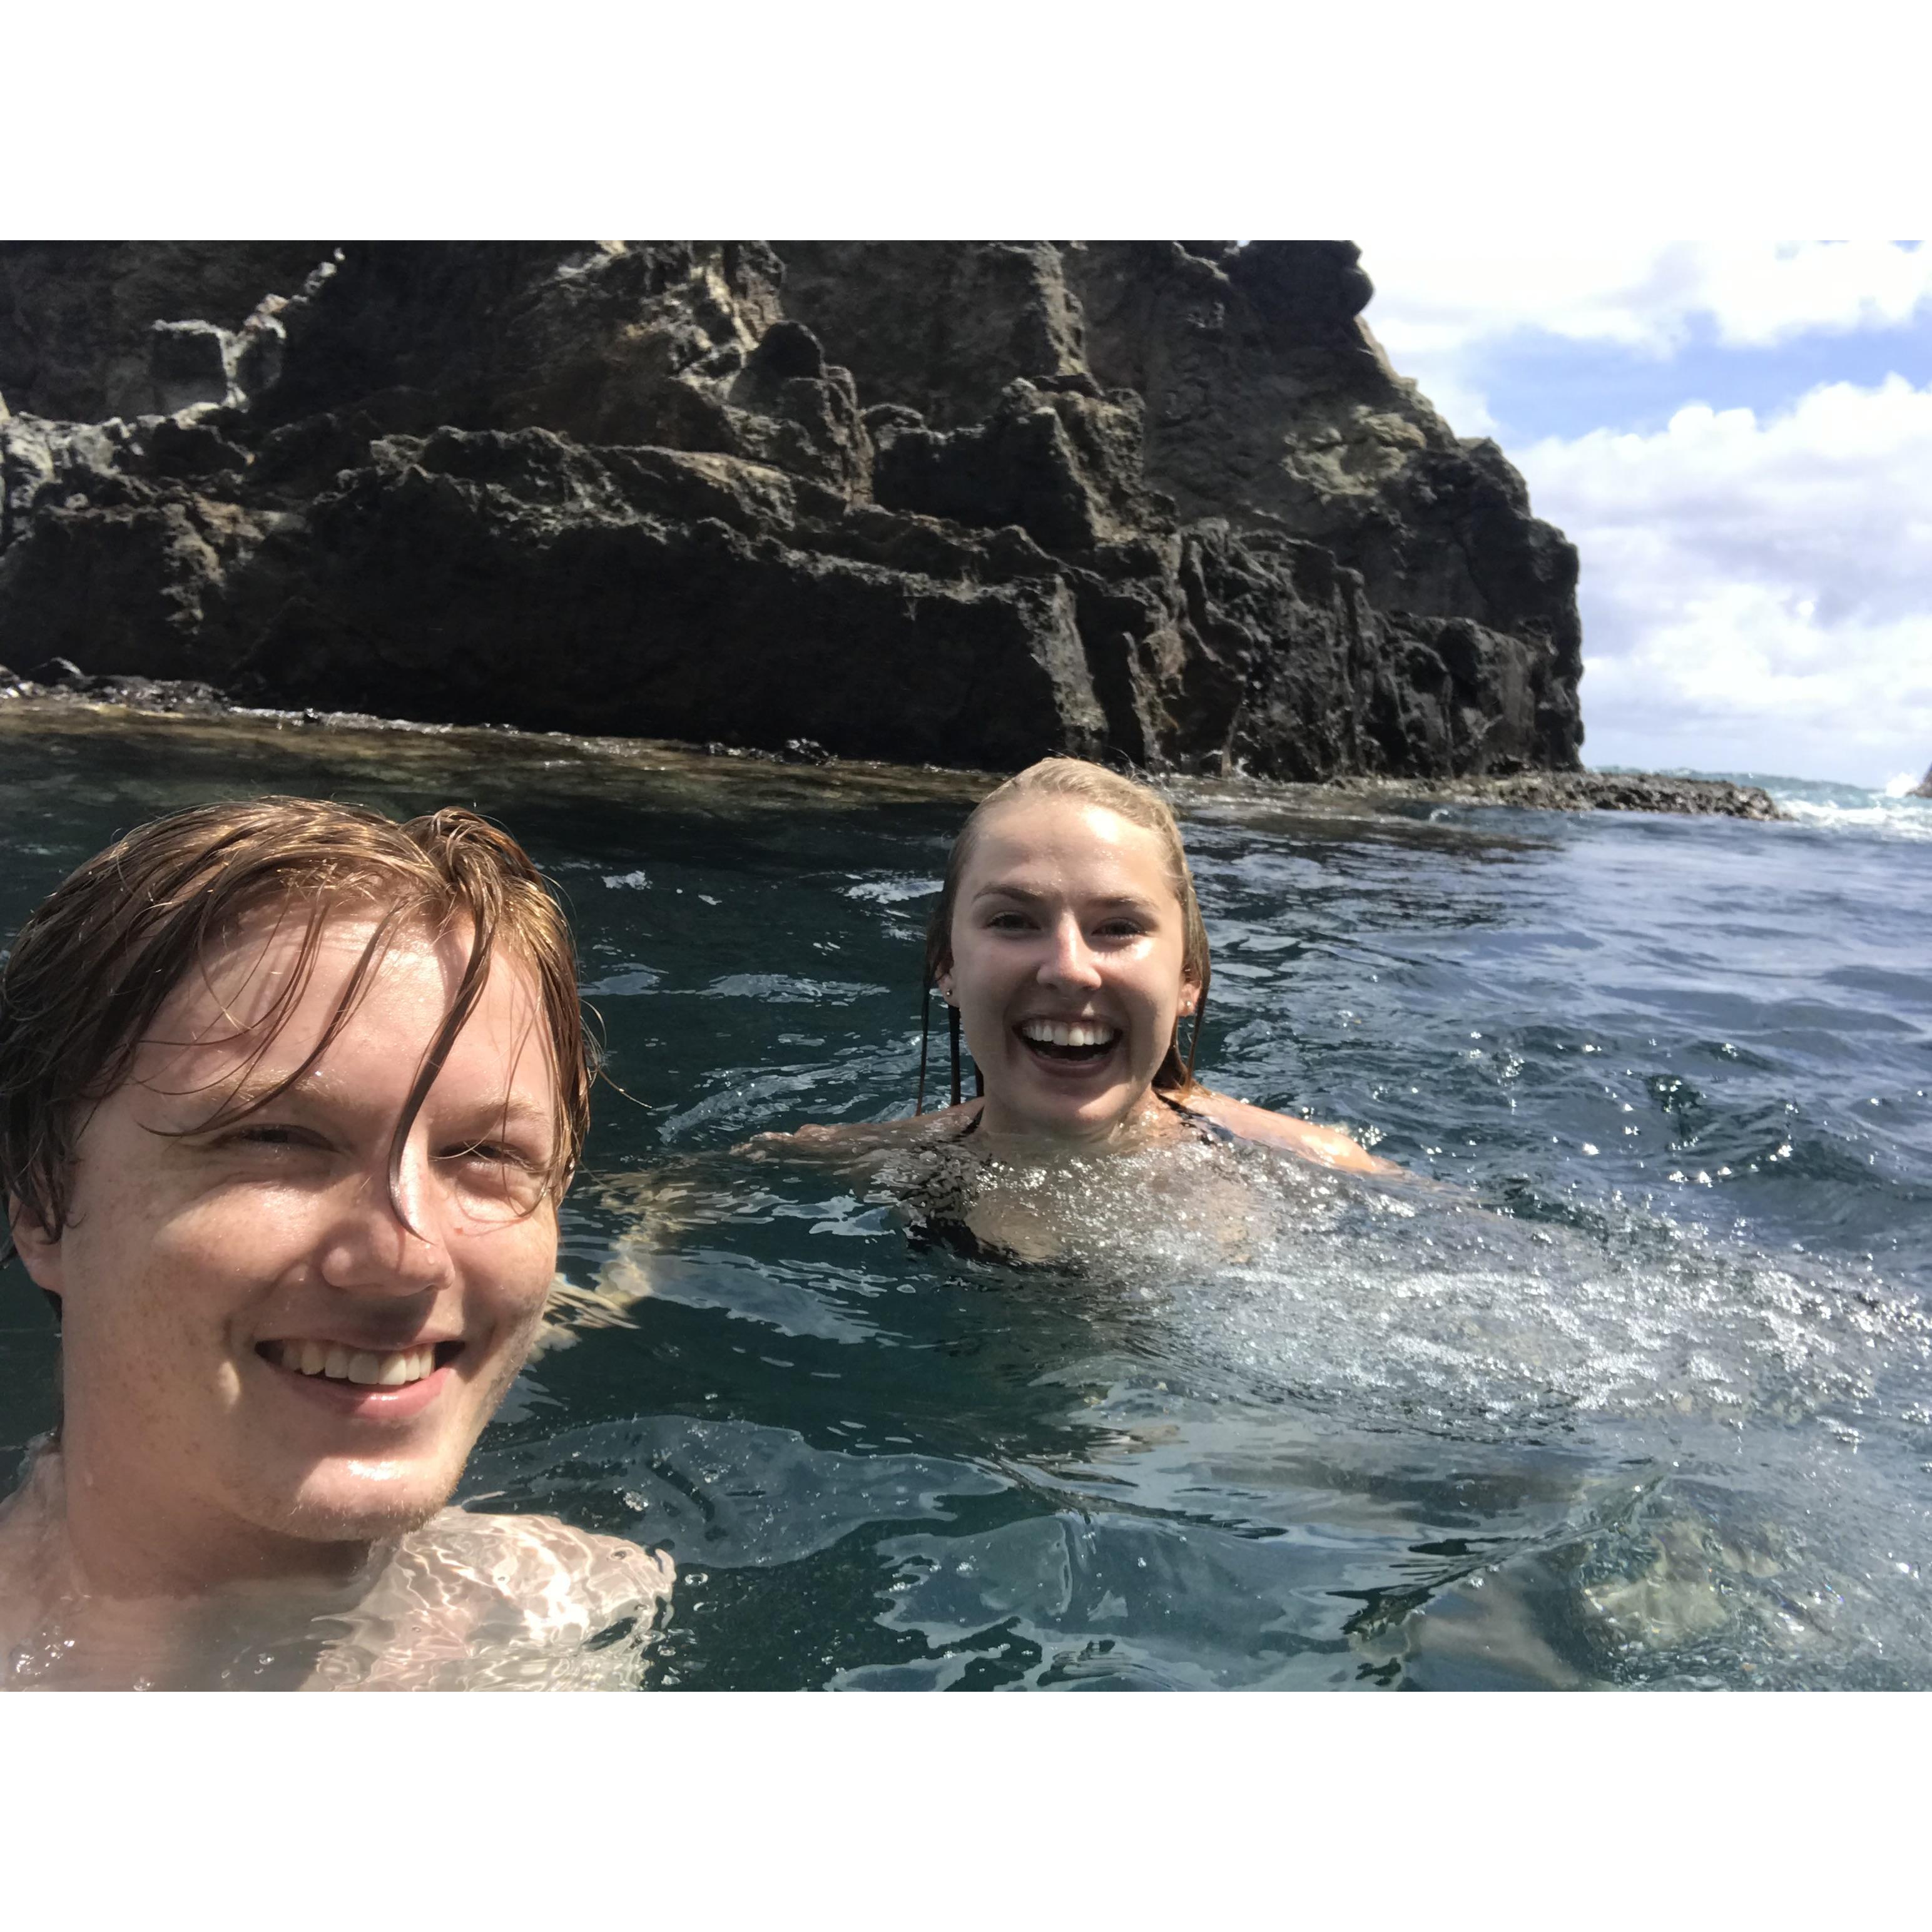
[1040,914,1104,988]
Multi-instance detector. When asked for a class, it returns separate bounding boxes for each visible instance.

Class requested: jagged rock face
[1068,243,1580,658]
[0,243,337,422]
[0,241,1585,777]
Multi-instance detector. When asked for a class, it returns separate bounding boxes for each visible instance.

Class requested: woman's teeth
[1019,1020,1120,1049]
[273,1341,438,1387]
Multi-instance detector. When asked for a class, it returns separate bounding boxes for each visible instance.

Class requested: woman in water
[773,757,1394,1186]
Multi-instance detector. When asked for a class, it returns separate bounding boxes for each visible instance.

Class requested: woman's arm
[1185,1089,1401,1175]
[740,1104,979,1158]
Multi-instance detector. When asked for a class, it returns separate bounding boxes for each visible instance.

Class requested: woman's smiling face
[942,795,1198,1143]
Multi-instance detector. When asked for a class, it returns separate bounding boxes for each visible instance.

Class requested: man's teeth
[1020,1019,1119,1048]
[275,1341,438,1386]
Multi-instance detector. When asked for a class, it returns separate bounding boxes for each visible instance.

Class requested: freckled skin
[1,910,664,1682]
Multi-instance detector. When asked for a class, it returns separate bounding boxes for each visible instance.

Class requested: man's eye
[442,1142,537,1172]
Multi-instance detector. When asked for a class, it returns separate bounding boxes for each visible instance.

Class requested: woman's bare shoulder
[741,1106,978,1157]
[1185,1089,1400,1174]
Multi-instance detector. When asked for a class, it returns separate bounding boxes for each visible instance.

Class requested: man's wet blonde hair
[919,758,1212,1107]
[1,796,594,1271]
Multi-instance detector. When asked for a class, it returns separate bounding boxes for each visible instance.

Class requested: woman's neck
[970,1086,1179,1154]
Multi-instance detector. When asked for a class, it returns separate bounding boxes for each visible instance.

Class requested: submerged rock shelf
[0,684,1781,821]
[0,242,1584,781]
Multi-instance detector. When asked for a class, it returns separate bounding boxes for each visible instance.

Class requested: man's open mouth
[1017,1018,1122,1064]
[258,1340,461,1387]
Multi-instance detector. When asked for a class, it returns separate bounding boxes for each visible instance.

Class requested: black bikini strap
[1157,1086,1236,1145]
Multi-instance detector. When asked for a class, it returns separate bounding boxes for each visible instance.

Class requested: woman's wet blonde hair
[918,758,1211,1110]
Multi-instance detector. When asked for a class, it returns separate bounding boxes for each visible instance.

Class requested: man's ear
[7,1197,64,1299]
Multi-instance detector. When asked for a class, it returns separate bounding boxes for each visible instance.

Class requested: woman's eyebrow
[970,884,1159,912]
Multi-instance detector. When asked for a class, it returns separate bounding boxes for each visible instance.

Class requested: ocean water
[2,708,1928,1690]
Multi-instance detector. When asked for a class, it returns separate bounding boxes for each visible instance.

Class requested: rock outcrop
[0,242,1585,778]
[1909,766,1931,799]
[1330,769,1782,821]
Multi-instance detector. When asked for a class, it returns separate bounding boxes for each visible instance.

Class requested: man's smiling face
[15,905,562,1575]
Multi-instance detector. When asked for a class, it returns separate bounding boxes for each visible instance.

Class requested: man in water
[0,797,670,1689]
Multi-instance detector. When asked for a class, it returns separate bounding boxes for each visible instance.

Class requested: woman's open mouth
[1017,1017,1122,1065]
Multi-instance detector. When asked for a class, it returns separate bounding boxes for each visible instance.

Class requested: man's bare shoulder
[741,1106,977,1159]
[1186,1089,1400,1174]
[413,1508,673,1618]
[320,1510,675,1690]
[0,1455,61,1662]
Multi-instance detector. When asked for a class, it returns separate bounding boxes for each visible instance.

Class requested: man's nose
[317,1142,454,1296]
[1040,913,1104,989]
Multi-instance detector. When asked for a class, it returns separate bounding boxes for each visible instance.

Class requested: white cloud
[1361,240,1932,360]
[1513,377,1932,784]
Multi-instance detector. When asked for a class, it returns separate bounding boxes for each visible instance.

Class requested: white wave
[1776,794,1932,842]
[841,873,941,906]
[1664,768,1932,840]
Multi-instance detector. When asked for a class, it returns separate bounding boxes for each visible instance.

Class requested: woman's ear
[1178,978,1201,1017]
[936,968,955,1005]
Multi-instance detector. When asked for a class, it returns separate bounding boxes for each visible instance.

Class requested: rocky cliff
[0,242,1584,778]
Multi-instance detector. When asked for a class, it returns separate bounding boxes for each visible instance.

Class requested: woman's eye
[987,912,1034,932]
[226,1124,305,1149]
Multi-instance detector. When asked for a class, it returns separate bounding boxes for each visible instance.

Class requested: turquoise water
[3,709,1929,1689]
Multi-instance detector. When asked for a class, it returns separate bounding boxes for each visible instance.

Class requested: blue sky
[1355,242,1932,788]
[1458,315,1932,446]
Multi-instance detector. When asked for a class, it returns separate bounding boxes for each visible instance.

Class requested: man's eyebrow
[173,1070,552,1132]
[448,1092,554,1132]
[170,1063,350,1120]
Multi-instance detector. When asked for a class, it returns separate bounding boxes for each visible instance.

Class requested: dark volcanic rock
[1064,240,1584,726]
[0,240,1587,778]
[1335,770,1784,821]
[1911,766,1932,800]
[0,243,337,421]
